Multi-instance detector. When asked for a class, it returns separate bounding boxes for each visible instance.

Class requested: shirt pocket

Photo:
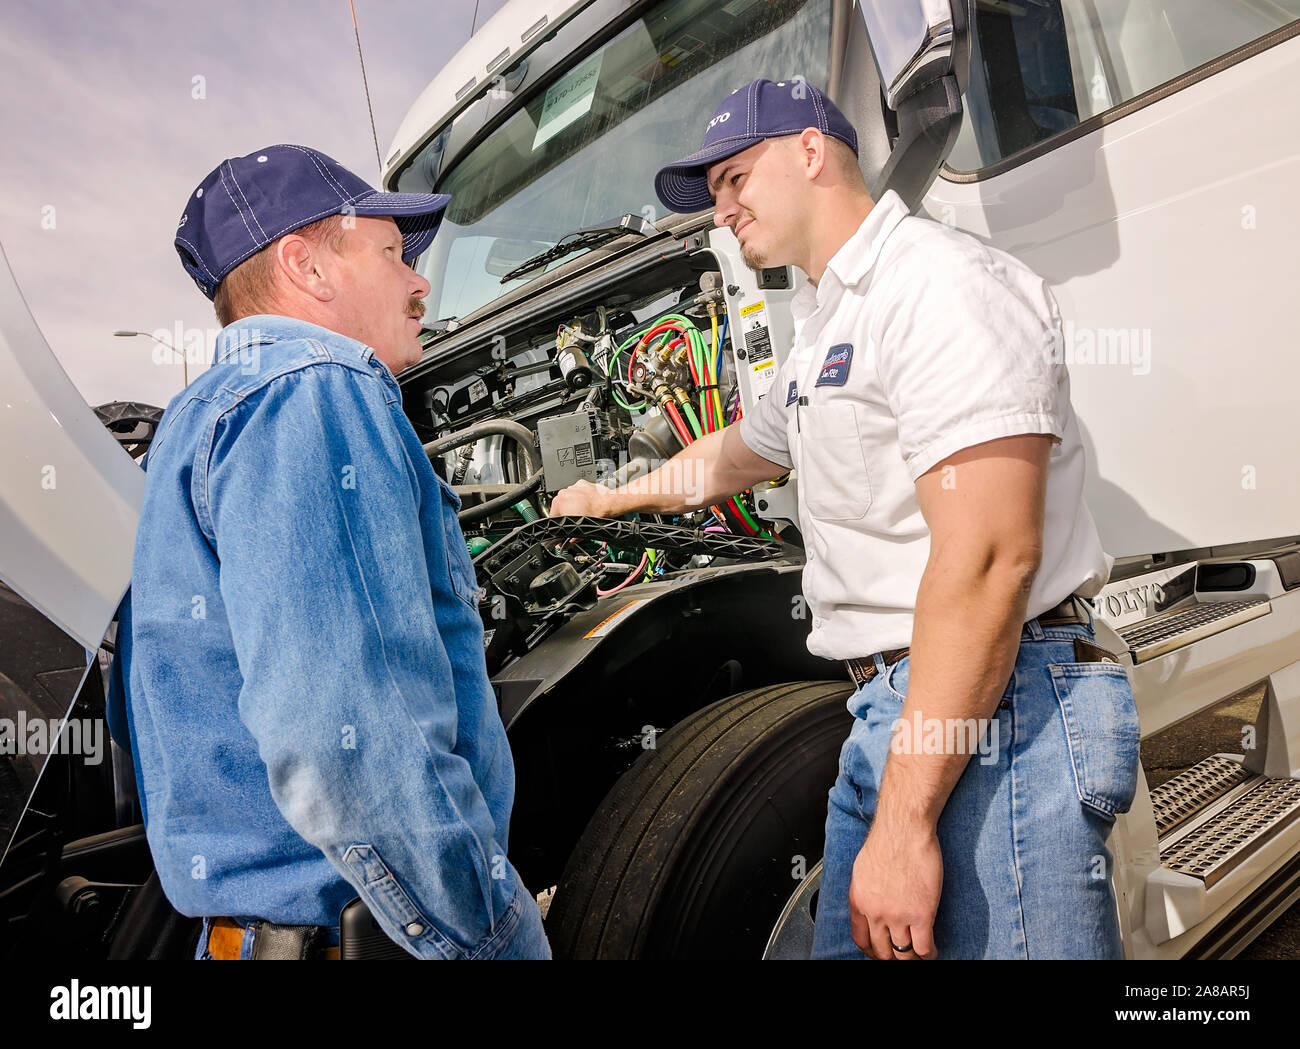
[433,474,486,611]
[797,402,872,521]
[1049,661,1141,819]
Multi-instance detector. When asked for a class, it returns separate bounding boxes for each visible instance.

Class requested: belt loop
[196,916,212,960]
[872,652,887,675]
[1025,616,1045,641]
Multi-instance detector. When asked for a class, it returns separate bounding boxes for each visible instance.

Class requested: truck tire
[546,679,854,959]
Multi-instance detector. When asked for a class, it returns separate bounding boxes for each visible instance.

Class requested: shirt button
[405,922,424,937]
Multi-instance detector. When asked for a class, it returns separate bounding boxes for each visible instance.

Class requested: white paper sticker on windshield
[533,52,604,151]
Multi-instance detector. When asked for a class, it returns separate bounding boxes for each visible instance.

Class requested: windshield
[408,0,831,322]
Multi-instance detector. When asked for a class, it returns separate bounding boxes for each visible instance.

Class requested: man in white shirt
[550,79,1138,960]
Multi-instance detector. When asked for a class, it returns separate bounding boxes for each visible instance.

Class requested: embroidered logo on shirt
[785,380,798,406]
[815,343,853,387]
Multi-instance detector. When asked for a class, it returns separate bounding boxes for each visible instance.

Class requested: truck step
[1150,755,1256,837]
[1117,597,1270,662]
[1160,776,1300,888]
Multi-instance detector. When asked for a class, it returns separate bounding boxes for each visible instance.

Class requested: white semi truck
[1,0,1298,960]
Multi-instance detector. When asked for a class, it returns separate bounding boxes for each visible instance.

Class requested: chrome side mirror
[859,0,961,110]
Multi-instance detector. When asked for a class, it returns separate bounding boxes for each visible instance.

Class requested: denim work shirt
[106,315,530,960]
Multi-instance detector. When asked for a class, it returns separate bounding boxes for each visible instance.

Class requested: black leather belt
[205,916,337,960]
[844,593,1093,688]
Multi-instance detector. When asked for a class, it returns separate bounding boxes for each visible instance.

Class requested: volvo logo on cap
[706,111,731,132]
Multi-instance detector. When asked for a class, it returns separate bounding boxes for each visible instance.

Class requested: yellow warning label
[739,300,766,317]
[583,598,652,639]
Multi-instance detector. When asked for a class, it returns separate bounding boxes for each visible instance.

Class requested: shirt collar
[214,314,377,367]
[822,188,910,290]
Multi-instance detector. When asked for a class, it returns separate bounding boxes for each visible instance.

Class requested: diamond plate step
[1150,755,1257,837]
[1160,778,1300,888]
[1117,598,1270,662]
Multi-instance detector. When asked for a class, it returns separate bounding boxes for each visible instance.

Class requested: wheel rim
[763,860,822,960]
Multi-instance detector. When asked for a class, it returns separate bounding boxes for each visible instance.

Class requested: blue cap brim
[352,190,451,262]
[653,135,767,214]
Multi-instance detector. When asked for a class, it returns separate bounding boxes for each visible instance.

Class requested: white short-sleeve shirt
[739,189,1112,660]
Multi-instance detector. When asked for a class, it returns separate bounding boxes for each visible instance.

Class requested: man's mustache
[407,298,426,319]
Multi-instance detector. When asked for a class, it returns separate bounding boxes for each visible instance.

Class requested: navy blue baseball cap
[175,144,451,300]
[654,78,859,214]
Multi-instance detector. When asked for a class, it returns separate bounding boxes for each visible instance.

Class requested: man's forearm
[874,555,1038,828]
[603,428,734,515]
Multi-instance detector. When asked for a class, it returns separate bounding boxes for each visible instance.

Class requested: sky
[0,0,510,408]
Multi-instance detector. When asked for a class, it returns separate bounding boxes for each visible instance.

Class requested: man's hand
[549,478,614,518]
[849,816,942,960]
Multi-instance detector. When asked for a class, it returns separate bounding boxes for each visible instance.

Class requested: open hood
[0,242,143,651]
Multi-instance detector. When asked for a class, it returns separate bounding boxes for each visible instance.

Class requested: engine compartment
[404,235,800,676]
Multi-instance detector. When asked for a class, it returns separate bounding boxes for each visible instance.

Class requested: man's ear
[276,234,334,302]
[799,127,828,181]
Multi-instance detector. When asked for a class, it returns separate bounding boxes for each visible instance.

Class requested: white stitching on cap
[688,131,765,149]
[747,81,755,135]
[279,143,349,201]
[352,198,442,213]
[218,164,260,248]
[259,202,355,244]
[810,87,828,132]
[226,162,268,241]
[401,228,434,258]
[288,144,351,200]
[201,201,345,281]
[174,234,218,281]
[663,172,709,209]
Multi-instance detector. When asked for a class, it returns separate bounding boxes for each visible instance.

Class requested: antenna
[348,0,384,179]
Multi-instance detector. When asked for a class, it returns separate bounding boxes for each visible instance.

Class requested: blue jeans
[811,611,1140,959]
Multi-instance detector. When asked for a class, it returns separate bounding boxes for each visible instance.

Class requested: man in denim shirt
[106,145,550,960]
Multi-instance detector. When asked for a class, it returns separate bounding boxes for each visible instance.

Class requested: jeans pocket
[1048,662,1141,818]
[882,654,910,704]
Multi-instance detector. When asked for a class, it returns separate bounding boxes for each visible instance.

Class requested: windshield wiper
[498,214,659,284]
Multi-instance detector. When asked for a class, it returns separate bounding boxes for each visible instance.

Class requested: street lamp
[113,329,189,387]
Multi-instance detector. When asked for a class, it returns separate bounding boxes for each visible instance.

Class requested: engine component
[556,342,593,391]
[447,369,497,419]
[529,562,583,604]
[423,419,545,524]
[626,412,677,463]
[538,410,603,492]
[477,517,784,582]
